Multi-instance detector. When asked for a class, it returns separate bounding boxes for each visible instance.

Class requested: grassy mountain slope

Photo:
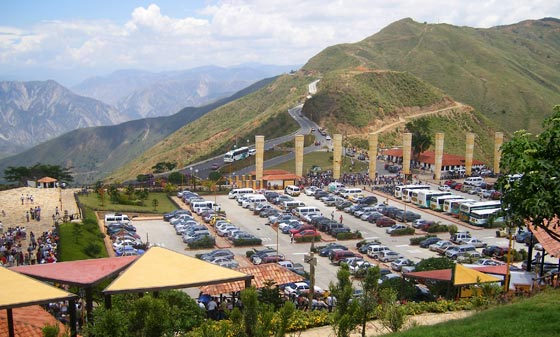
[0,78,276,184]
[107,73,309,182]
[304,18,560,133]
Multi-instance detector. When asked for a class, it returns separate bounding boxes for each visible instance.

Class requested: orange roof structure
[104,247,253,295]
[10,256,137,286]
[37,177,57,183]
[250,169,301,181]
[404,264,501,286]
[0,306,67,337]
[384,149,485,167]
[199,263,305,295]
[527,217,560,257]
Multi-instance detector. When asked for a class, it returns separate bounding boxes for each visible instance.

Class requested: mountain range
[0,17,558,185]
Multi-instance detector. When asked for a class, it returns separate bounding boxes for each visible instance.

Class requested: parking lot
[131,183,531,294]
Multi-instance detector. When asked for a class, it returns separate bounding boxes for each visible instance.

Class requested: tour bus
[228,188,255,199]
[468,208,504,227]
[458,200,502,222]
[412,190,452,208]
[223,146,250,162]
[442,197,466,213]
[430,195,464,212]
[394,184,430,199]
[448,199,476,217]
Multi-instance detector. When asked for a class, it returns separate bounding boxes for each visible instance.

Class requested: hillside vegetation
[108,73,310,182]
[304,18,560,133]
[391,289,560,337]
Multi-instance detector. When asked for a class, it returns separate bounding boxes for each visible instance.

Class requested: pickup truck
[278,260,306,275]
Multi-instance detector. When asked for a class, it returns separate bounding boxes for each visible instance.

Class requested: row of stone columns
[237,130,504,185]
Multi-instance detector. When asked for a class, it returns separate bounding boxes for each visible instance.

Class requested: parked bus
[223,146,250,162]
[394,184,430,199]
[430,195,464,212]
[402,186,430,203]
[413,190,452,208]
[444,198,472,215]
[468,208,503,227]
[459,200,501,222]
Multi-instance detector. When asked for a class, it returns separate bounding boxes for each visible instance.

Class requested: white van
[228,188,255,199]
[294,206,321,219]
[242,195,267,209]
[464,177,484,187]
[191,201,219,214]
[285,185,301,196]
[339,188,363,199]
[281,200,305,211]
[104,213,131,225]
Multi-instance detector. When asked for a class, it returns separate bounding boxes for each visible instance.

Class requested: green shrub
[232,237,263,247]
[187,236,216,249]
[410,234,436,245]
[294,235,321,243]
[427,224,449,233]
[390,227,415,236]
[83,242,102,257]
[336,230,363,240]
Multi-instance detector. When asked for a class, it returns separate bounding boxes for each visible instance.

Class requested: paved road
[133,187,522,294]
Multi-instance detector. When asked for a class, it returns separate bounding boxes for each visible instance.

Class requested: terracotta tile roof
[404,269,452,281]
[262,174,300,181]
[37,177,57,183]
[0,306,67,337]
[528,217,560,257]
[384,149,485,167]
[199,263,305,296]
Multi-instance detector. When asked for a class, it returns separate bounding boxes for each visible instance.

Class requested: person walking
[339,214,343,224]
[331,211,335,220]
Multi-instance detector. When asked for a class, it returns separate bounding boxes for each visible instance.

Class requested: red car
[454,183,463,191]
[288,224,315,235]
[376,216,396,227]
[293,229,321,239]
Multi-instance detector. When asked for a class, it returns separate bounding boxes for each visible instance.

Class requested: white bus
[459,200,502,222]
[443,198,469,214]
[223,146,250,162]
[394,184,430,199]
[469,208,503,227]
[430,195,464,212]
[412,190,452,208]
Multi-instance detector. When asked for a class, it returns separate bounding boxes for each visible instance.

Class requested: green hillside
[108,73,309,182]
[304,18,560,133]
[391,289,560,337]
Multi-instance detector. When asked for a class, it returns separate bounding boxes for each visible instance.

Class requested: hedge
[426,224,450,233]
[294,235,321,243]
[410,234,436,245]
[187,236,216,249]
[390,227,415,236]
[232,237,263,247]
[336,231,363,240]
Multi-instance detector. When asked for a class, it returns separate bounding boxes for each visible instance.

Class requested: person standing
[331,211,335,220]
[339,214,343,224]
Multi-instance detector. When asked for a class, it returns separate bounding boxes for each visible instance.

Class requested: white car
[283,282,323,295]
[438,185,451,191]
[378,250,401,262]
[459,238,488,248]
[304,186,319,196]
[386,224,408,234]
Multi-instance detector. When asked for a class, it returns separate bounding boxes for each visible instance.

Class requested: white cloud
[0,0,559,84]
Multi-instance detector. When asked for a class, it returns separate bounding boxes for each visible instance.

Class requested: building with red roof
[383,148,486,173]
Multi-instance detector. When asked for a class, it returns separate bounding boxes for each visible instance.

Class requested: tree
[405,118,433,162]
[4,163,74,185]
[496,105,560,241]
[330,264,361,337]
[414,257,454,272]
[378,288,407,333]
[168,171,184,185]
[358,266,381,337]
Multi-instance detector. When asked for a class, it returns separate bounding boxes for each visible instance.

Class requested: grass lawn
[58,221,108,261]
[77,192,178,214]
[270,151,369,174]
[390,289,560,337]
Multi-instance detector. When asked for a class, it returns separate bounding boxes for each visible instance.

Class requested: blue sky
[1,1,559,85]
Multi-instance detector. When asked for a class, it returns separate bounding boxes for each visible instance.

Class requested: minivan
[191,201,218,214]
[243,195,267,209]
[285,185,301,196]
[228,188,255,199]
[104,213,132,225]
[464,177,484,187]
[281,200,305,211]
[339,188,363,199]
[294,206,321,219]
[367,245,391,259]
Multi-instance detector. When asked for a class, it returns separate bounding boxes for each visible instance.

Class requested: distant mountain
[73,64,299,119]
[0,77,276,184]
[303,17,560,133]
[0,80,125,158]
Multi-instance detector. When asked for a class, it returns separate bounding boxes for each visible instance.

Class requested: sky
[1,0,559,86]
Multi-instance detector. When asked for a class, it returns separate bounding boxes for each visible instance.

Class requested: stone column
[465,133,475,176]
[295,135,304,177]
[368,133,378,180]
[255,135,265,187]
[434,133,444,180]
[333,134,343,180]
[402,133,412,175]
[494,132,503,174]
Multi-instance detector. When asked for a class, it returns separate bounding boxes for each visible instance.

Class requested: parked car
[378,250,402,262]
[330,250,362,265]
[376,216,396,227]
[251,253,285,264]
[475,258,505,266]
[429,240,454,254]
[293,229,321,240]
[459,238,488,248]
[199,249,234,262]
[482,245,510,257]
[391,258,416,272]
[386,224,408,234]
[319,243,348,257]
[419,237,441,248]
[394,210,421,222]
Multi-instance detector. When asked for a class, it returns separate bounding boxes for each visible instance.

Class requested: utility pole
[305,240,317,307]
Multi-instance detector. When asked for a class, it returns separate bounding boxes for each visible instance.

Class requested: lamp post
[194,169,199,192]
[189,167,193,190]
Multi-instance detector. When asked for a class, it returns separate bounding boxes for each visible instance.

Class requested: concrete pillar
[434,133,444,180]
[333,134,343,180]
[295,135,304,177]
[242,175,246,188]
[465,133,475,176]
[368,133,378,180]
[402,133,412,175]
[255,135,264,184]
[494,132,503,174]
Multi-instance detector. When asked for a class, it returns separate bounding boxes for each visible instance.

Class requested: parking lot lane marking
[365,237,379,240]
[407,250,422,254]
[292,252,307,255]
[484,236,496,239]
[395,244,409,247]
[260,237,272,241]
